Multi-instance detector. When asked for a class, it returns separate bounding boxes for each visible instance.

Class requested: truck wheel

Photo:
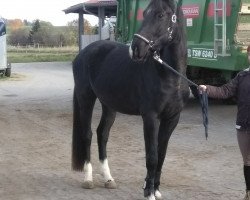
[5,67,11,77]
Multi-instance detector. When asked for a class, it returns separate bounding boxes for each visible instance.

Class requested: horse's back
[73,40,119,74]
[73,40,142,114]
[73,40,130,74]
[73,40,127,87]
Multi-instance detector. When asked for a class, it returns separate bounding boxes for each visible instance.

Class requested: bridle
[133,13,177,52]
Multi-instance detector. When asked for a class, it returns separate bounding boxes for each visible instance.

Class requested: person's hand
[198,85,207,94]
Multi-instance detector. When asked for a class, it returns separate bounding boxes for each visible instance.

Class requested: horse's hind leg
[97,103,117,189]
[72,87,96,189]
[154,112,180,200]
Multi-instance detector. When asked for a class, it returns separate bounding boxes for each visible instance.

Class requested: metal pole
[98,7,105,40]
[78,12,84,51]
[98,7,102,40]
[222,0,227,55]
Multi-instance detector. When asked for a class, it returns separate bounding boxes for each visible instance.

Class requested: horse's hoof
[82,181,94,189]
[147,194,156,200]
[155,190,162,200]
[104,180,117,189]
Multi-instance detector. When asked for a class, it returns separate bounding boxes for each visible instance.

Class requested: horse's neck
[160,47,176,69]
[161,44,187,73]
[156,46,186,88]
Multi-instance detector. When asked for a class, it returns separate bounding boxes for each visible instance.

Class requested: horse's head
[130,0,179,62]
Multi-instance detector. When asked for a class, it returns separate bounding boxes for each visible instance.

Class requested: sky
[0,0,98,26]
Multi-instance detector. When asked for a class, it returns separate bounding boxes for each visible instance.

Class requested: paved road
[0,62,244,200]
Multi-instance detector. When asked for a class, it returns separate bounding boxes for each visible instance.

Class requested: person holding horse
[199,45,250,200]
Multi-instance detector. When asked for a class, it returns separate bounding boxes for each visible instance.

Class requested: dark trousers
[237,130,250,166]
[237,130,250,190]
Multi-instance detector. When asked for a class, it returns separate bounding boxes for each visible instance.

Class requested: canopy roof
[64,0,117,16]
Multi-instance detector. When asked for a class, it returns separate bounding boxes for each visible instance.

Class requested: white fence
[81,33,115,49]
[81,35,99,49]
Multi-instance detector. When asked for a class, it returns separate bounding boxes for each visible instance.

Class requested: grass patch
[0,73,27,81]
[7,46,78,63]
[8,52,77,63]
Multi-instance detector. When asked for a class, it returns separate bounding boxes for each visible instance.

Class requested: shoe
[244,191,250,200]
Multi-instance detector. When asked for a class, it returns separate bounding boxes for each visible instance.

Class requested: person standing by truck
[199,46,250,200]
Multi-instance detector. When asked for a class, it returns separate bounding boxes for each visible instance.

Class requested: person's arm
[199,75,239,99]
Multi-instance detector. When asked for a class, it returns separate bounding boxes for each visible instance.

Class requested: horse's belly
[90,59,142,115]
[95,89,141,115]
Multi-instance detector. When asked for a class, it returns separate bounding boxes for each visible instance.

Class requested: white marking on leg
[83,162,93,182]
[155,190,162,200]
[100,159,114,182]
[147,194,156,200]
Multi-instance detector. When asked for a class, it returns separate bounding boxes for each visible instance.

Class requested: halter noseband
[133,34,155,48]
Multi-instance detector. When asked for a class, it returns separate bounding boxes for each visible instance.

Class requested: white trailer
[0,18,11,77]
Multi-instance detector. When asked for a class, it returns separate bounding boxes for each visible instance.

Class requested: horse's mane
[175,3,187,52]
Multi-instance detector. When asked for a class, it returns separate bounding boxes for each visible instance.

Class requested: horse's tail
[72,48,97,171]
[72,85,96,172]
[72,89,85,171]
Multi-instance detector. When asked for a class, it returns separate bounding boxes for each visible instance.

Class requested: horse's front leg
[154,112,181,199]
[142,113,160,200]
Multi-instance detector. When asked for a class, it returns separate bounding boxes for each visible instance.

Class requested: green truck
[115,0,250,97]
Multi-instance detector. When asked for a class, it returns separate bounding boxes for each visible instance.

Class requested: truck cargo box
[116,0,250,86]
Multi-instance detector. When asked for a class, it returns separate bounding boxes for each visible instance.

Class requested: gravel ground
[0,62,244,200]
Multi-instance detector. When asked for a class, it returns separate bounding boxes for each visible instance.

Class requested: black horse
[72,0,189,199]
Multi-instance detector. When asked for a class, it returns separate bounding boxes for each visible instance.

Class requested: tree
[28,19,41,44]
[64,18,96,46]
[40,21,53,27]
[6,18,96,47]
[67,18,95,34]
[92,25,98,34]
[23,19,31,26]
[66,20,78,46]
[84,19,93,34]
[32,20,41,33]
[8,19,24,31]
[32,25,68,47]
[8,28,29,45]
[67,20,78,27]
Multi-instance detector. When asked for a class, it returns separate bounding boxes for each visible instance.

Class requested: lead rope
[153,52,208,139]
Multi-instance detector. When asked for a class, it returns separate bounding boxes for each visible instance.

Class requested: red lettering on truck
[181,5,200,18]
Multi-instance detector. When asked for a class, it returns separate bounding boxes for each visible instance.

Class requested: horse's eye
[158,13,164,18]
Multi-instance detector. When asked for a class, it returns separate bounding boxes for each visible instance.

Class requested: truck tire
[5,67,11,77]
